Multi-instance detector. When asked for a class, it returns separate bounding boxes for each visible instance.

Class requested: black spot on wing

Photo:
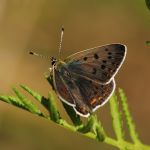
[83,57,88,61]
[101,65,106,70]
[94,53,99,59]
[103,60,107,63]
[105,48,109,51]
[108,56,112,59]
[101,85,104,88]
[65,44,126,84]
[95,86,98,89]
[74,75,115,110]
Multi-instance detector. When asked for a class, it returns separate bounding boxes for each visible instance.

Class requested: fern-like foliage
[0,77,150,150]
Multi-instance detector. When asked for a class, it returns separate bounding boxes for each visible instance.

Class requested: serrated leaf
[48,91,61,123]
[0,95,11,103]
[91,115,106,142]
[95,122,105,142]
[0,95,28,110]
[20,84,42,102]
[109,94,124,141]
[119,88,141,144]
[12,88,43,116]
[78,115,96,133]
[78,114,105,142]
[20,84,52,113]
[8,96,27,110]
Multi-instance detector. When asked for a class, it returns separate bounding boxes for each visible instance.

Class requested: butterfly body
[51,43,127,117]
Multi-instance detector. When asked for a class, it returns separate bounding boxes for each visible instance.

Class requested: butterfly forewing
[64,44,126,84]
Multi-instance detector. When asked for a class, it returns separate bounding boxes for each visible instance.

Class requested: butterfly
[30,27,127,117]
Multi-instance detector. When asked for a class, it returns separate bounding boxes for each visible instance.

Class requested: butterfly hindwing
[65,44,126,84]
[74,75,115,115]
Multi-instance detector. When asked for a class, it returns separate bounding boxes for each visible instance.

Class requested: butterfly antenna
[58,26,64,59]
[29,51,51,59]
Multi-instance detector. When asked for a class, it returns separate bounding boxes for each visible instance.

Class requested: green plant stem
[46,116,150,150]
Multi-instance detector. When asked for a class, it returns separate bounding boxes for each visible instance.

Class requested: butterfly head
[51,57,57,66]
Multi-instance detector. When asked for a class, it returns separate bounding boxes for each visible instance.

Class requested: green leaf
[48,92,61,123]
[109,94,124,141]
[145,0,150,11]
[95,120,106,142]
[12,87,43,116]
[78,115,105,141]
[0,95,27,110]
[119,88,141,144]
[20,84,50,112]
[20,84,42,102]
[0,95,10,103]
[78,114,96,133]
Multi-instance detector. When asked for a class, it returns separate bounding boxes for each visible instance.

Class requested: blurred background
[0,0,150,150]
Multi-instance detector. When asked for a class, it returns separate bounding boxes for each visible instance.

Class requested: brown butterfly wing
[74,75,115,115]
[53,65,75,106]
[53,65,91,116]
[64,44,126,84]
[53,63,115,117]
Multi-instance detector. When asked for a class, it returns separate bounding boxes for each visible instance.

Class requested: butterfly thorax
[54,60,66,68]
[53,60,72,80]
